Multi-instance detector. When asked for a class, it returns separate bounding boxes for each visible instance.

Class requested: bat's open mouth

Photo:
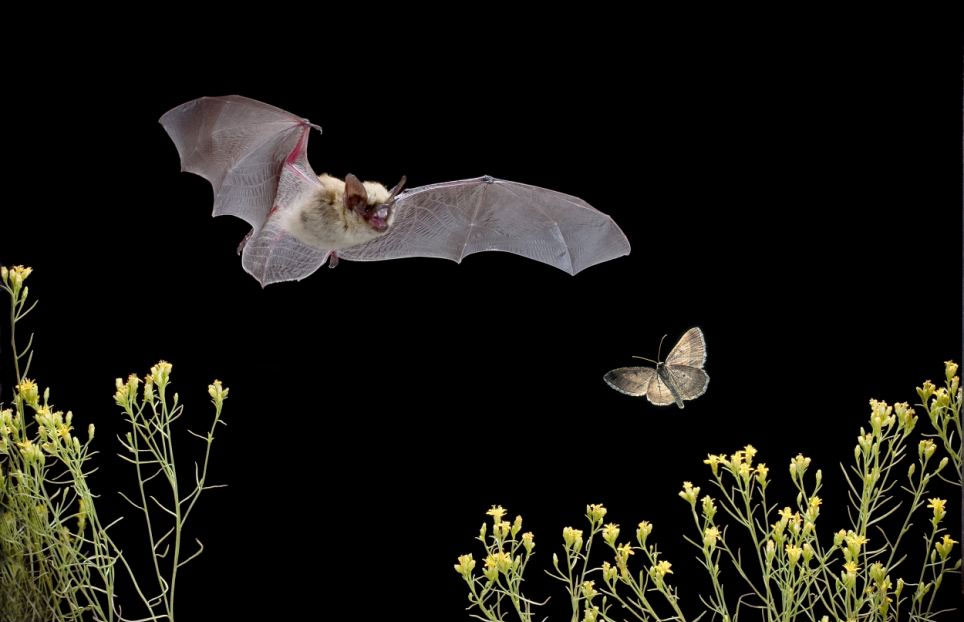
[369,204,391,232]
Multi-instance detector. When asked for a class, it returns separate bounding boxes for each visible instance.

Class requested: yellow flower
[16,378,39,407]
[614,542,635,569]
[845,532,869,557]
[743,444,758,465]
[511,515,523,537]
[454,553,476,579]
[785,544,802,566]
[650,560,673,581]
[563,526,584,552]
[581,580,598,601]
[482,555,499,581]
[919,439,936,461]
[703,526,720,549]
[935,535,957,560]
[601,561,618,584]
[484,551,512,574]
[927,498,947,523]
[701,495,717,520]
[678,481,700,505]
[486,505,507,522]
[703,454,724,475]
[150,361,172,388]
[945,361,959,383]
[521,531,535,554]
[602,523,620,547]
[636,520,653,545]
[207,379,229,406]
[56,423,72,440]
[586,503,607,525]
[869,399,895,430]
[833,529,847,547]
[4,265,33,293]
[755,463,769,485]
[917,380,936,401]
[788,454,811,481]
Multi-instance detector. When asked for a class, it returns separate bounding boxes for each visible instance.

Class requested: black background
[1,11,962,621]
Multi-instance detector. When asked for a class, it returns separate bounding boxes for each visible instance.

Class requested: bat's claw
[328,252,339,269]
[237,230,253,255]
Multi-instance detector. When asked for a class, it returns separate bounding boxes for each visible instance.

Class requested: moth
[159,95,631,286]
[604,327,709,408]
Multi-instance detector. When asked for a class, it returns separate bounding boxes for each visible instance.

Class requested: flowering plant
[0,265,228,622]
[456,362,962,621]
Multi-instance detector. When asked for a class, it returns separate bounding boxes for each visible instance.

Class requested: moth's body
[654,363,685,408]
[285,174,396,251]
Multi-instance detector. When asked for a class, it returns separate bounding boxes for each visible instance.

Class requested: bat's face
[344,174,407,234]
[357,201,392,232]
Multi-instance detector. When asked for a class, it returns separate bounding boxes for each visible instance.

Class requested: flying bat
[159,95,631,286]
[604,327,709,409]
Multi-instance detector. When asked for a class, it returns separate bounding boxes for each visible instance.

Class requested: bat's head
[344,174,407,233]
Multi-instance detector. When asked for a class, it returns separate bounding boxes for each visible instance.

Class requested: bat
[604,327,709,409]
[159,95,631,286]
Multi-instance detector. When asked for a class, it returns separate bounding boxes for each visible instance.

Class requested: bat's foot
[237,230,254,255]
[328,252,339,269]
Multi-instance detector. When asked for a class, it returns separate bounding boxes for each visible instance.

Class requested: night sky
[2,13,961,621]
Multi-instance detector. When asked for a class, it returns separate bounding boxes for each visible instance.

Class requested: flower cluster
[454,505,539,621]
[455,362,962,622]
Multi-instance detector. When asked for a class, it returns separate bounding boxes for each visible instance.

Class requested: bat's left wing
[160,95,331,287]
[339,177,630,274]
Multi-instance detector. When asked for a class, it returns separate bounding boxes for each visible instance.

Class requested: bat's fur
[286,174,394,250]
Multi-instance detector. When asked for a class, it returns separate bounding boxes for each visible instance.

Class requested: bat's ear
[344,173,369,212]
[387,175,407,202]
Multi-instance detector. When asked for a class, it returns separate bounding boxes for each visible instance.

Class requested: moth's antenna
[656,334,668,363]
[632,355,659,364]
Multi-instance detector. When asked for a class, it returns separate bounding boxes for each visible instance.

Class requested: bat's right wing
[160,95,332,286]
[339,177,630,274]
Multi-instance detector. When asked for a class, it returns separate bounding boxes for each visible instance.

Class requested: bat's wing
[339,177,630,274]
[160,95,331,286]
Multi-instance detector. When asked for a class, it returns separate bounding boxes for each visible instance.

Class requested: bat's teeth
[376,206,389,219]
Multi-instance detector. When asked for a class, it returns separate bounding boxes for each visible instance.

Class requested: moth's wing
[664,365,710,401]
[664,327,707,368]
[604,367,656,397]
[160,95,331,286]
[339,177,631,274]
[647,370,684,408]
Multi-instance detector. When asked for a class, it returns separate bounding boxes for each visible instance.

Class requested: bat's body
[160,95,631,286]
[286,174,395,251]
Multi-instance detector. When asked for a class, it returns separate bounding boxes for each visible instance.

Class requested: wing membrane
[663,365,709,401]
[664,327,706,368]
[340,177,631,274]
[604,367,656,397]
[648,370,683,407]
